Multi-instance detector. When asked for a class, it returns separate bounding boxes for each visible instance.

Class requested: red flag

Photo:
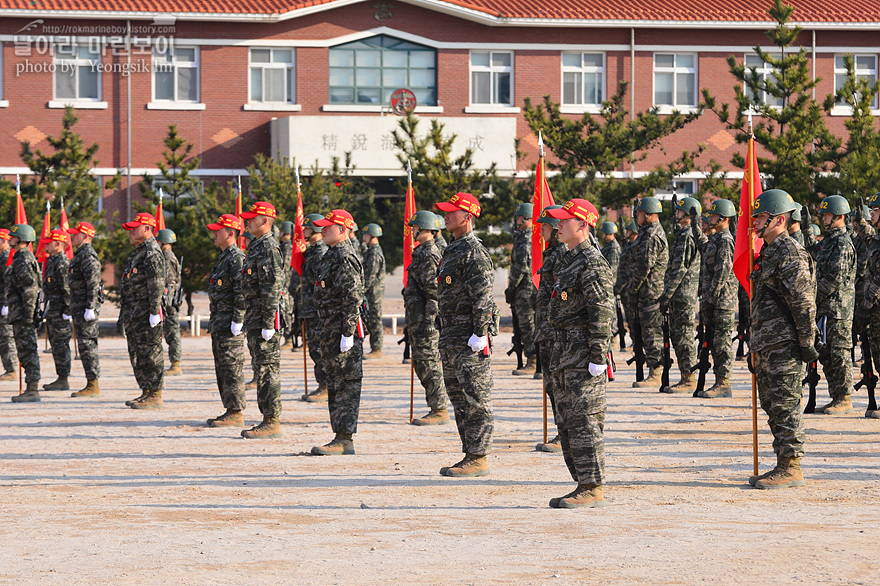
[291,185,306,275]
[402,163,416,287]
[733,135,764,298]
[35,205,51,264]
[235,177,246,250]
[155,188,166,231]
[531,134,555,288]
[7,176,30,266]
[59,205,73,259]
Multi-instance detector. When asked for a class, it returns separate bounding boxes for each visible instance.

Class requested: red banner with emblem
[531,133,555,288]
[291,185,306,275]
[402,163,416,288]
[732,135,764,298]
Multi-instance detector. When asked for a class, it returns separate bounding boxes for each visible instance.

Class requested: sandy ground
[2,328,879,585]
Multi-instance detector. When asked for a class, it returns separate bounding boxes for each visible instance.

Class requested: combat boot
[71,379,100,398]
[43,376,69,391]
[536,435,562,453]
[207,409,244,427]
[700,377,732,398]
[820,395,854,415]
[440,453,489,477]
[364,350,383,360]
[549,485,581,508]
[165,361,182,376]
[125,391,147,406]
[241,415,282,439]
[401,357,411,364]
[279,337,293,350]
[11,381,40,403]
[533,371,543,380]
[755,457,805,489]
[0,370,18,381]
[304,385,328,403]
[867,409,880,419]
[411,409,450,426]
[662,372,696,394]
[512,354,537,376]
[749,455,781,487]
[311,432,355,455]
[245,376,258,390]
[632,367,662,388]
[130,389,163,410]
[556,484,605,509]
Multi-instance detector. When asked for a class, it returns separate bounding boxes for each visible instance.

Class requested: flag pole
[295,167,309,398]
[748,112,759,477]
[538,131,549,444]
[406,159,415,422]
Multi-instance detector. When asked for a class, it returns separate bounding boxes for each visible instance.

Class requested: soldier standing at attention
[435,192,496,478]
[362,223,386,359]
[507,203,537,376]
[749,189,817,489]
[858,193,880,420]
[67,222,102,398]
[5,224,41,402]
[659,197,702,394]
[788,203,805,246]
[40,229,72,392]
[545,199,614,508]
[156,229,182,376]
[278,221,295,349]
[613,222,638,345]
[310,209,365,455]
[0,230,18,381]
[300,214,329,402]
[599,222,621,281]
[630,197,669,387]
[239,202,284,439]
[205,214,247,428]
[405,211,448,426]
[119,213,166,409]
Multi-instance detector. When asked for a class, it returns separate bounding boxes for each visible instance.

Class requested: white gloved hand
[62,313,72,321]
[261,328,275,342]
[149,313,162,328]
[84,308,96,321]
[340,335,354,353]
[230,322,243,336]
[588,362,605,377]
[467,334,489,353]
[1,306,7,317]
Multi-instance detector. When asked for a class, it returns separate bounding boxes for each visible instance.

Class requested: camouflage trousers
[163,305,182,363]
[0,322,18,372]
[818,317,853,400]
[638,297,663,366]
[411,327,447,412]
[247,334,259,382]
[622,296,638,350]
[318,334,363,434]
[439,341,494,456]
[125,322,164,391]
[246,329,281,418]
[709,308,736,379]
[669,295,697,373]
[539,340,559,425]
[513,285,536,357]
[754,343,806,459]
[365,293,384,353]
[12,322,40,383]
[46,314,71,378]
[73,315,100,381]
[304,317,326,386]
[212,332,246,411]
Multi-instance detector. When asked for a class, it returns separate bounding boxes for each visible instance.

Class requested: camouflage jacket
[862,231,880,310]
[701,227,737,312]
[6,247,40,324]
[534,238,566,343]
[750,232,817,352]
[661,223,700,304]
[208,244,245,335]
[313,239,363,339]
[162,247,180,310]
[629,220,668,301]
[279,238,293,290]
[613,239,635,297]
[435,232,448,252]
[437,230,495,343]
[548,238,614,366]
[43,251,70,318]
[853,223,875,302]
[120,237,165,326]
[812,226,856,321]
[69,242,102,314]
[600,238,621,284]
[790,229,805,247]
[300,238,328,320]
[508,227,532,291]
[363,242,386,300]
[404,238,442,331]
[241,231,282,332]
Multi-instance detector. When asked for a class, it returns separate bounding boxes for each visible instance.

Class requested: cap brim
[122,221,141,230]
[65,228,80,235]
[239,212,258,220]
[312,218,335,227]
[434,202,459,213]
[545,208,576,220]
[206,223,224,231]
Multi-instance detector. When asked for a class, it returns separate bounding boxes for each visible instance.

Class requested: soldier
[544,199,613,508]
[0,229,19,380]
[405,211,448,425]
[4,224,41,402]
[852,203,874,359]
[362,223,386,358]
[788,203,805,246]
[434,214,449,251]
[613,221,638,345]
[599,222,621,281]
[434,192,496,477]
[310,209,365,455]
[859,193,880,420]
[205,214,247,427]
[278,221,295,349]
[630,196,669,387]
[349,222,365,265]
[300,213,330,402]
[156,229,182,376]
[239,202,284,439]
[659,197,702,393]
[119,213,166,409]
[507,203,537,376]
[40,229,72,391]
[66,222,103,398]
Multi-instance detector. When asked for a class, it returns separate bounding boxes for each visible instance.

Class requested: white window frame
[831,53,879,115]
[148,45,205,110]
[560,52,605,113]
[466,50,517,113]
[245,47,301,112]
[49,43,106,109]
[653,52,698,113]
[0,48,6,107]
[743,53,783,110]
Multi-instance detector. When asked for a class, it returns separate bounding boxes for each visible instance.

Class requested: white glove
[62,314,72,321]
[149,313,162,328]
[84,308,96,321]
[588,362,605,377]
[1,306,7,317]
[230,322,243,336]
[340,335,354,353]
[467,334,488,353]
[261,328,275,342]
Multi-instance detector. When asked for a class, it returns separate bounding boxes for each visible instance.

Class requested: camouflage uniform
[853,221,874,337]
[699,227,737,380]
[507,227,536,358]
[209,244,247,411]
[279,237,294,341]
[7,247,40,383]
[438,230,495,456]
[614,236,638,342]
[660,223,700,374]
[43,251,72,379]
[600,237,621,283]
[629,220,668,365]
[161,247,181,364]
[241,231,283,418]
[120,237,165,392]
[68,242,102,381]
[549,239,615,486]
[535,239,567,425]
[301,239,328,388]
[363,242,386,353]
[435,232,448,251]
[313,239,364,434]
[0,251,19,373]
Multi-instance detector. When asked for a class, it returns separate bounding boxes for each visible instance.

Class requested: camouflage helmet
[674,196,701,216]
[851,204,872,217]
[707,198,736,218]
[635,196,662,214]
[156,229,177,244]
[752,189,798,217]
[600,221,618,235]
[364,223,383,237]
[536,205,563,228]
[432,213,445,231]
[408,210,438,230]
[811,224,821,236]
[625,221,638,233]
[279,220,294,234]
[10,223,36,242]
[818,195,851,216]
[514,202,534,219]
[302,213,325,229]
[790,201,803,223]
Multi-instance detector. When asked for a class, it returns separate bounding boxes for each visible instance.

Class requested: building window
[654,53,697,108]
[250,48,295,104]
[153,46,199,102]
[470,51,512,105]
[328,35,436,106]
[562,52,604,106]
[834,54,878,109]
[744,53,783,108]
[54,44,100,101]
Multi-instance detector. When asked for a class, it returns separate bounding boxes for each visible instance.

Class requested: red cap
[435,192,481,217]
[67,221,96,238]
[545,198,599,227]
[0,229,10,241]
[207,214,244,232]
[240,201,277,220]
[40,228,69,245]
[313,209,355,229]
[123,212,158,231]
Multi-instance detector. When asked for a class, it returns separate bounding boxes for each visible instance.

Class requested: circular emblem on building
[390,88,417,116]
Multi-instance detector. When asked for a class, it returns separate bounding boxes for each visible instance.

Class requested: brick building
[1,0,879,218]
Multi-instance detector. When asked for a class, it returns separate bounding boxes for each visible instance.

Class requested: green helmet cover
[514,202,534,219]
[819,195,851,216]
[10,223,36,242]
[708,199,736,218]
[156,229,177,244]
[674,196,701,216]
[636,196,662,214]
[279,221,294,234]
[752,189,799,217]
[303,213,325,229]
[408,210,439,230]
[600,221,618,235]
[536,205,563,228]
[364,223,383,237]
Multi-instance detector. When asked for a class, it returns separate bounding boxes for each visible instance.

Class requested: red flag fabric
[733,136,764,298]
[291,187,306,275]
[155,200,166,231]
[7,180,30,266]
[59,207,73,259]
[35,208,51,263]
[402,178,416,287]
[530,156,555,288]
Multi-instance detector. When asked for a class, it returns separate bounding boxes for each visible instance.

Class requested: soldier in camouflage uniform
[278,221,295,349]
[507,203,537,376]
[362,223,386,358]
[630,197,669,387]
[599,222,621,281]
[545,199,613,508]
[67,222,103,398]
[659,197,701,393]
[311,209,365,455]
[5,224,41,402]
[434,192,496,477]
[404,211,449,425]
[287,222,303,351]
[119,213,166,409]
[852,203,874,361]
[858,193,880,420]
[349,223,365,266]
[156,229,182,376]
[239,202,284,438]
[0,230,18,380]
[40,230,72,391]
[613,222,638,348]
[788,203,805,247]
[300,214,330,402]
[749,189,817,489]
[205,214,247,428]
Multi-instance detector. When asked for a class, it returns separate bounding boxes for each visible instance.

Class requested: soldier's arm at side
[231,252,246,326]
[465,249,495,338]
[59,259,71,315]
[417,249,441,327]
[19,258,41,313]
[337,255,363,337]
[581,255,615,365]
[814,238,847,307]
[778,246,817,348]
[81,253,101,310]
[709,237,734,303]
[145,250,165,317]
[259,246,283,331]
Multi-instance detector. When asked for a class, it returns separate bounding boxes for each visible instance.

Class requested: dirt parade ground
[2,329,880,585]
